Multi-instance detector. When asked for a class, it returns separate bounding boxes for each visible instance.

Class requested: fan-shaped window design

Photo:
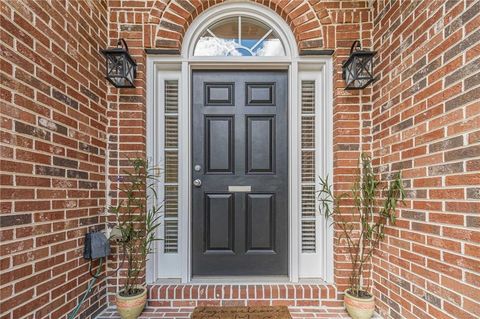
[194,16,285,57]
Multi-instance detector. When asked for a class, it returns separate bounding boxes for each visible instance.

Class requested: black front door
[192,70,288,276]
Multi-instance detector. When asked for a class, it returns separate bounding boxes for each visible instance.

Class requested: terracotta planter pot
[344,289,375,319]
[116,286,147,319]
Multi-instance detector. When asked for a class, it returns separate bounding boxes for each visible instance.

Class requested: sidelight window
[151,68,183,280]
[298,71,332,280]
[193,16,285,57]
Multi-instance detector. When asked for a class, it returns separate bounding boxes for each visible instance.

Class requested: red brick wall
[0,1,109,318]
[371,0,480,318]
[326,1,374,292]
[3,1,478,318]
[105,2,148,300]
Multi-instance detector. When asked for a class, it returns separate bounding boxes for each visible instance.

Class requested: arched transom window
[193,16,286,57]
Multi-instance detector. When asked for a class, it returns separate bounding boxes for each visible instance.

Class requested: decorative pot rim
[116,286,147,301]
[344,289,374,301]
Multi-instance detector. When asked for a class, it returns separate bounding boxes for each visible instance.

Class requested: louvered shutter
[163,80,179,253]
[300,80,317,253]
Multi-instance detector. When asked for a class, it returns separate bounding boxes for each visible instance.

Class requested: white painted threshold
[152,277,330,284]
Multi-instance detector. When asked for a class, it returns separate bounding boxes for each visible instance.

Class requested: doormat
[191,306,291,319]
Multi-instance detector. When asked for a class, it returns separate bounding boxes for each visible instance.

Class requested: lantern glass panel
[344,60,355,85]
[125,61,135,83]
[357,56,373,79]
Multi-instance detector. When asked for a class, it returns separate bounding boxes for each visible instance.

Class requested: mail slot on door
[228,186,252,192]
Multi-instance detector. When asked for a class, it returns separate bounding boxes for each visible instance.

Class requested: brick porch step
[98,283,349,318]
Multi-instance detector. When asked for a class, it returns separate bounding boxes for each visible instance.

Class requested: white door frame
[146,2,333,284]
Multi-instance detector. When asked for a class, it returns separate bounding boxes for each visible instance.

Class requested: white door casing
[146,2,333,284]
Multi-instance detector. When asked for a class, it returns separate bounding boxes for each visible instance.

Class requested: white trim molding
[298,64,334,281]
[146,2,334,285]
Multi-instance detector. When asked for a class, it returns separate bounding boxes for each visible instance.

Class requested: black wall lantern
[342,41,376,90]
[102,39,137,88]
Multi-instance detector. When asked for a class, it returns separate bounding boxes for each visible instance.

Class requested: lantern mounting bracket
[349,40,361,54]
[117,38,129,52]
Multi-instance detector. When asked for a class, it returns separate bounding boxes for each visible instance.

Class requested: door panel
[205,116,234,173]
[205,193,234,252]
[246,83,275,105]
[246,116,275,174]
[247,193,275,251]
[205,83,234,105]
[192,70,288,276]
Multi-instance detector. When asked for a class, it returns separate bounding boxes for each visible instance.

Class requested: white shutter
[301,219,316,253]
[300,80,317,253]
[163,80,179,254]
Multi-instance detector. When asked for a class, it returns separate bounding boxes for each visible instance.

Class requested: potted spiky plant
[110,158,162,319]
[318,153,405,319]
